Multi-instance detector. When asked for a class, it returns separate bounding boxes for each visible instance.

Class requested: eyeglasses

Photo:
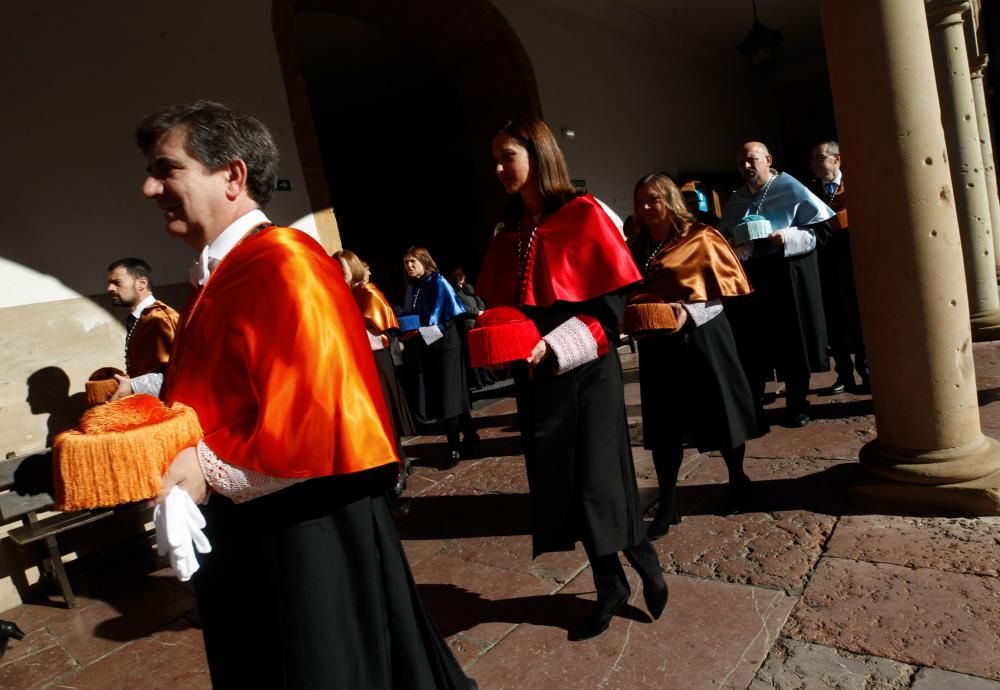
[638,195,664,206]
[810,154,838,161]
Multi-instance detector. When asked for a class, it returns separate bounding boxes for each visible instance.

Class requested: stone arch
[271,0,540,288]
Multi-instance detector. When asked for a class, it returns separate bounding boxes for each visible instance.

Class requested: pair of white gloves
[153,486,212,581]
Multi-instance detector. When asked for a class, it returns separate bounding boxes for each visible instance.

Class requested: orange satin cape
[478,194,642,308]
[638,223,752,303]
[352,282,399,334]
[352,282,399,348]
[164,227,398,479]
[127,301,179,377]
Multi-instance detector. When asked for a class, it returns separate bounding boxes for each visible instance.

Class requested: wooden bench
[0,451,115,608]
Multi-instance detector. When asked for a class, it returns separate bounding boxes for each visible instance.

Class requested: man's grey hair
[136,100,279,206]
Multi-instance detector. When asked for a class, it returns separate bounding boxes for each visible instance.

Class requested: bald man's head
[739,141,774,192]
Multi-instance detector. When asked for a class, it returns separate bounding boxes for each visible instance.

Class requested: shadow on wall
[25,367,88,449]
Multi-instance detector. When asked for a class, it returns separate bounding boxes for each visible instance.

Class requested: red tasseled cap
[467,307,541,368]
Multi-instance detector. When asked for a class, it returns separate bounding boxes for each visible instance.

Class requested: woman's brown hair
[496,115,580,223]
[632,173,694,240]
[332,249,366,285]
[403,246,440,280]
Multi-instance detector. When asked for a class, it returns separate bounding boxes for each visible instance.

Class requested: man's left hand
[155,446,208,506]
[769,231,785,246]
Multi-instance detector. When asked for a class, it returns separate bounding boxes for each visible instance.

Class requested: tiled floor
[3,346,1000,689]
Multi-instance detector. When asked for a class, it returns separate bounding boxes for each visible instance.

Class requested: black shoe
[828,380,847,395]
[0,620,25,659]
[444,450,461,470]
[643,578,669,621]
[392,472,407,497]
[461,432,481,458]
[401,455,414,476]
[786,411,810,428]
[568,592,628,641]
[725,476,753,514]
[646,509,680,542]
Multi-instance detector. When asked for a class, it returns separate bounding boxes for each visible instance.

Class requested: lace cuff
[682,300,724,328]
[419,325,444,345]
[782,227,817,257]
[543,316,608,374]
[197,440,305,504]
[131,372,163,397]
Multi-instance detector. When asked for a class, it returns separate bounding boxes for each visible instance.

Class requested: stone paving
[2,345,1000,689]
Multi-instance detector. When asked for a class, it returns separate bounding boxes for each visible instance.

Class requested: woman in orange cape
[630,173,758,538]
[334,250,416,494]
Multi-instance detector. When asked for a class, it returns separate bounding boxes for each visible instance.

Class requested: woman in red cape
[478,116,667,641]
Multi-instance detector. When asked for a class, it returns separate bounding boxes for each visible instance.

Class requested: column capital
[926,0,971,27]
[970,52,989,78]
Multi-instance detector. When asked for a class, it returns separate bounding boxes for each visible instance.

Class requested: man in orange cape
[135,101,474,689]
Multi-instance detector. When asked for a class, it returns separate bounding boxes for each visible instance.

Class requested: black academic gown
[514,293,645,558]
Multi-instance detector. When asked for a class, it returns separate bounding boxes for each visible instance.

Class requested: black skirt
[637,311,756,452]
[193,473,474,689]
[514,347,644,558]
[402,321,470,425]
[374,346,416,439]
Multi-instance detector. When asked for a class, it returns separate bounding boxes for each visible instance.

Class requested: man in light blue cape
[719,141,835,429]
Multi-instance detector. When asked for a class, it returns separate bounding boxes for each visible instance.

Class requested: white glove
[367,330,385,351]
[154,485,212,581]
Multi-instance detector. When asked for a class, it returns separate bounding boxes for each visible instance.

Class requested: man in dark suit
[808,141,869,393]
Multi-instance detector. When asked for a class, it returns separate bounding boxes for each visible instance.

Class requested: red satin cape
[164,227,398,478]
[478,194,642,308]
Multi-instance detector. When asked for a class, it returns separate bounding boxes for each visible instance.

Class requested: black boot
[648,447,683,541]
[624,540,669,621]
[571,549,630,641]
[568,592,628,641]
[722,444,753,514]
[0,620,25,658]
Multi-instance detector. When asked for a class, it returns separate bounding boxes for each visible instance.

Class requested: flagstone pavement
[2,344,1000,689]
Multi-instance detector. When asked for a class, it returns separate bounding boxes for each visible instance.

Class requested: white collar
[131,293,156,319]
[191,209,269,286]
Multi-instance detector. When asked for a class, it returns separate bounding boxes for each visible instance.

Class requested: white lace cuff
[368,330,385,351]
[419,325,444,345]
[682,300,724,328]
[782,227,817,257]
[131,372,163,397]
[543,317,599,375]
[197,440,305,504]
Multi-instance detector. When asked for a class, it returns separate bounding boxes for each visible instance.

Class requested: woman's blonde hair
[332,249,366,285]
[632,173,694,239]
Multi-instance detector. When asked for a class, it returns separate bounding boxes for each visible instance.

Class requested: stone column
[927,1,1000,340]
[821,0,1000,514]
[969,54,1000,273]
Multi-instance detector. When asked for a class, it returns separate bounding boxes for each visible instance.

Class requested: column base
[856,436,1000,515]
[851,467,1000,516]
[859,434,1000,484]
[970,307,1000,342]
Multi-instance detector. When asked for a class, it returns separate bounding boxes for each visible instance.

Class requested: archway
[273,0,540,301]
